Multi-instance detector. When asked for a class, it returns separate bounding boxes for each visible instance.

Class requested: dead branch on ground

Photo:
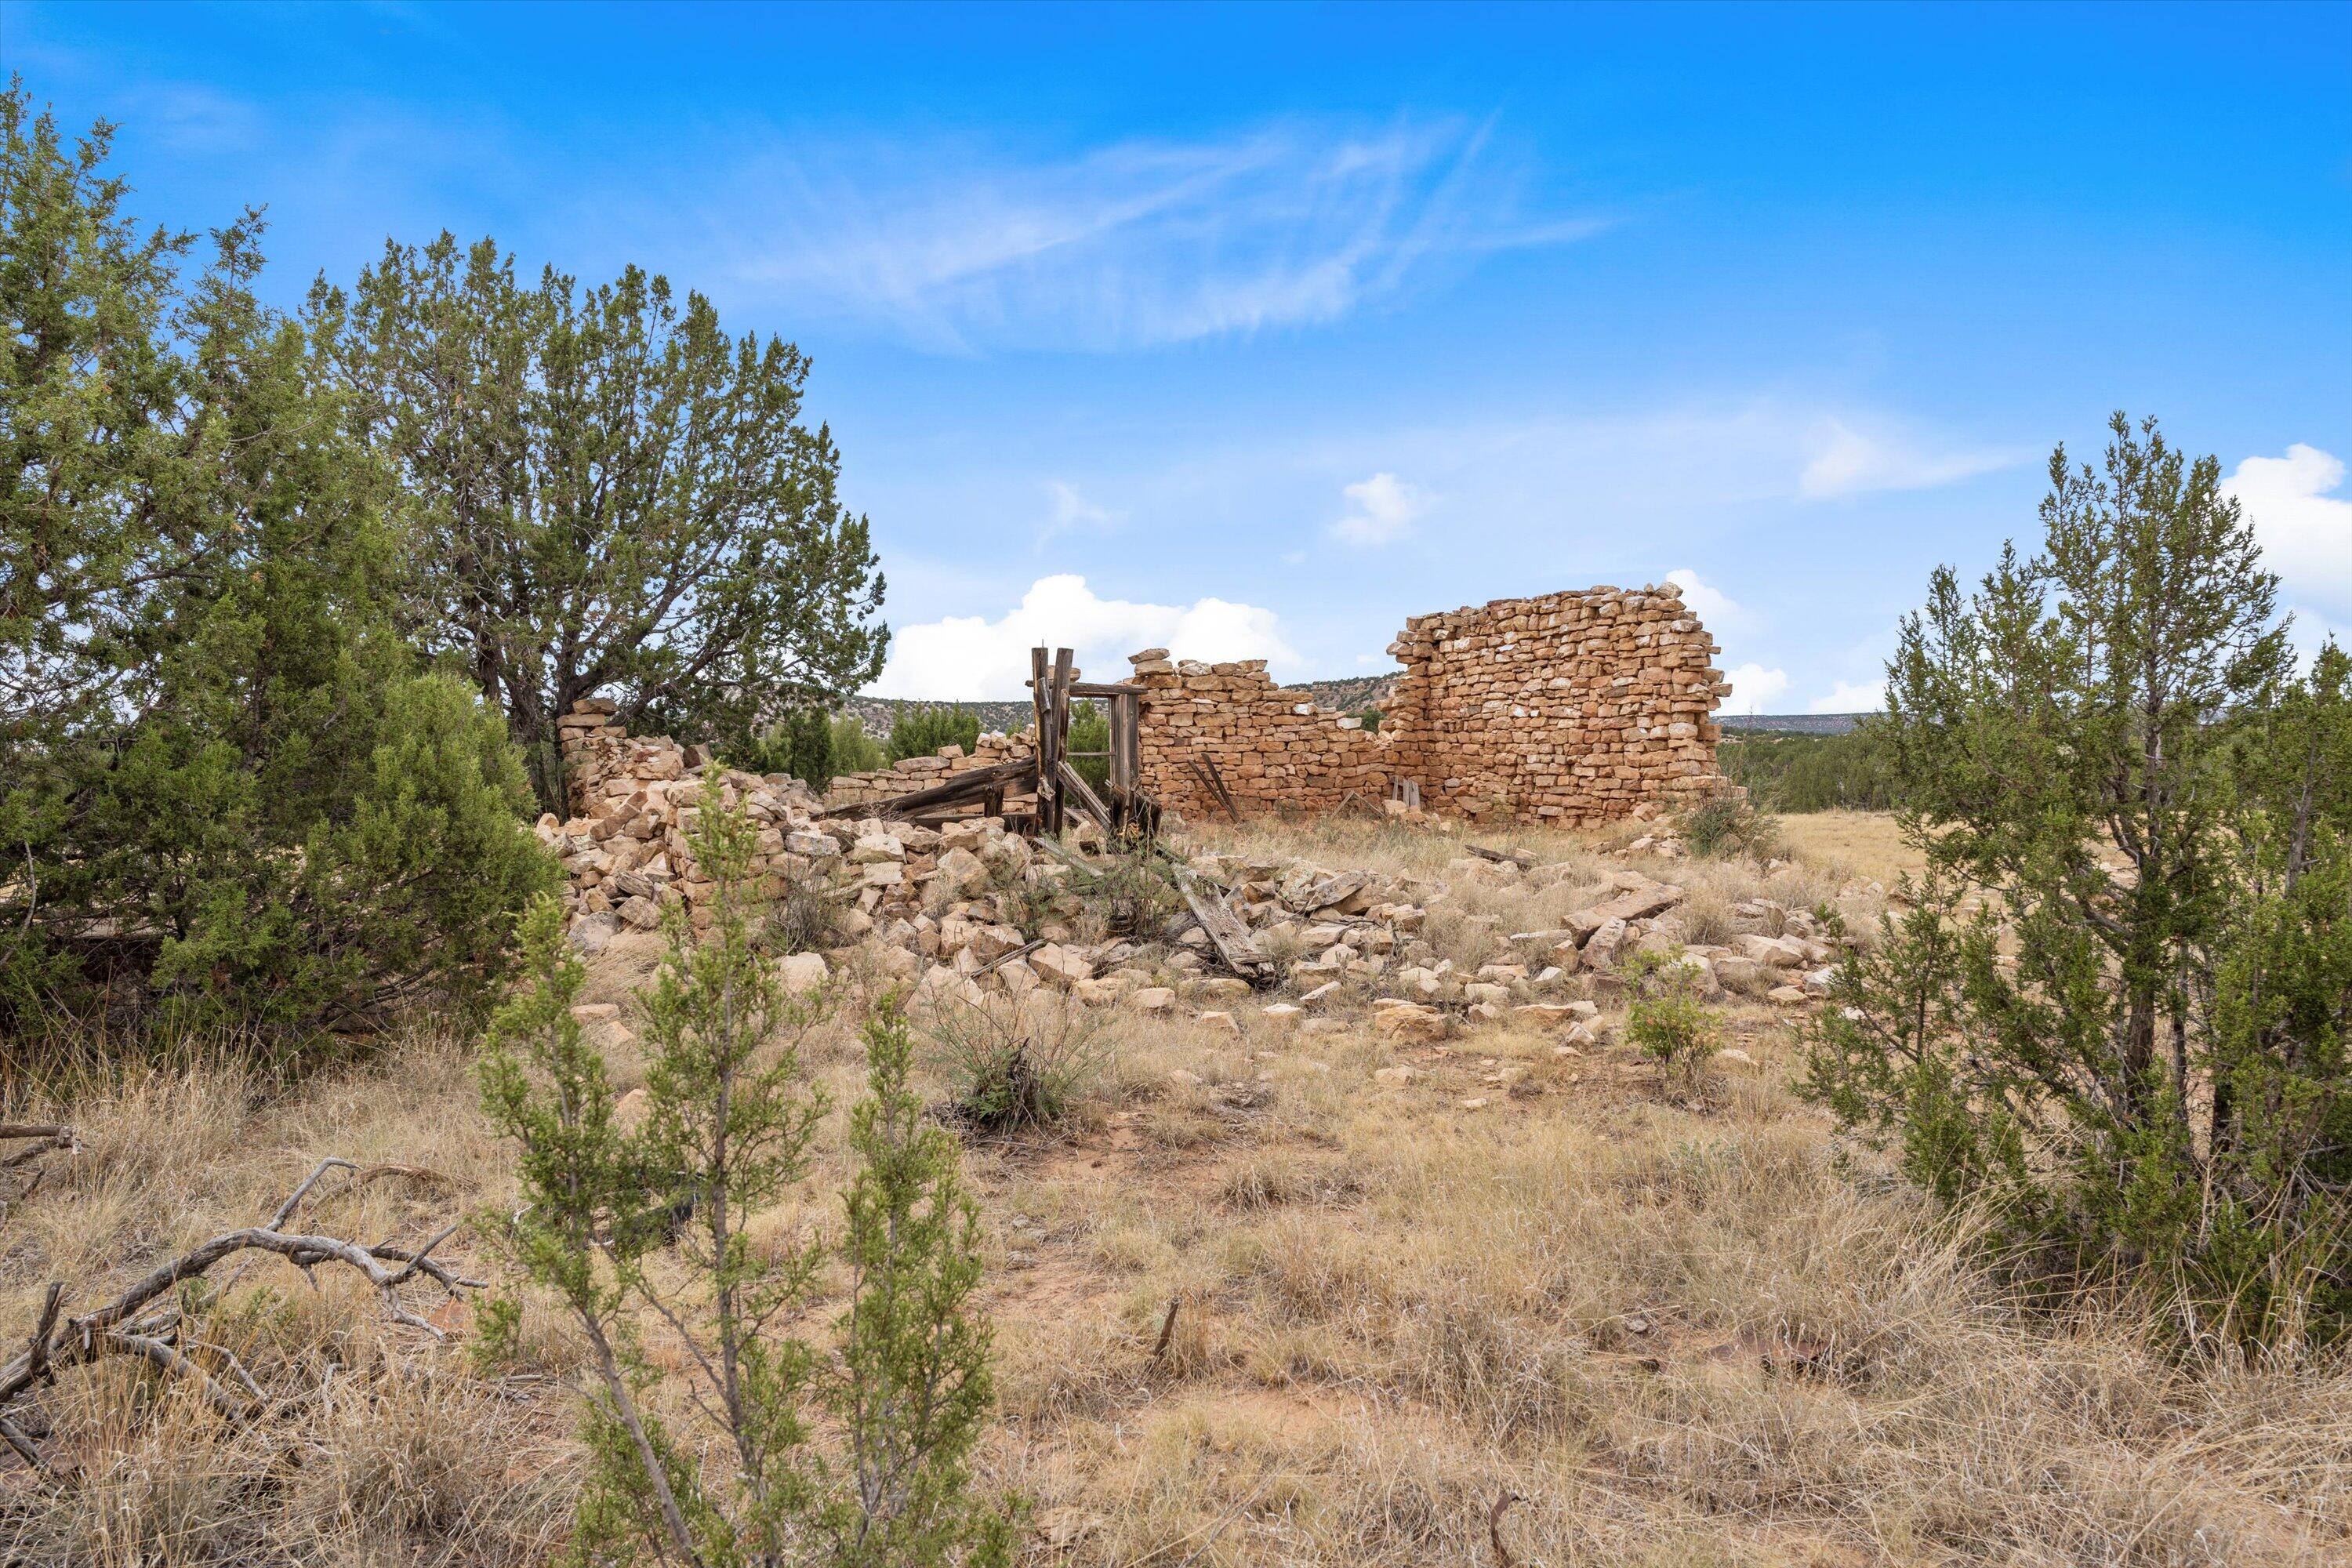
[0,1156,481,1472]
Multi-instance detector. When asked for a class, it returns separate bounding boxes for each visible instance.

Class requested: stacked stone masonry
[1132,582,1730,826]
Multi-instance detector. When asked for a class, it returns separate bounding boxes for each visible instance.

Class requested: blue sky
[14,1,2350,706]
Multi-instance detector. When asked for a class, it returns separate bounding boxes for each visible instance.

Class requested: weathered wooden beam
[1056,759,1115,833]
[816,757,1033,819]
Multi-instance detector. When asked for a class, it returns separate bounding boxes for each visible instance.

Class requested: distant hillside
[1720,712,1869,735]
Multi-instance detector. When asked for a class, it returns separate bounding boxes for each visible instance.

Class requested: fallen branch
[1150,1296,1181,1366]
[0,1157,481,1469]
[1488,1490,1522,1567]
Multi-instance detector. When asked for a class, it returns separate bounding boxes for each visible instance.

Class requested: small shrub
[927,991,1105,1134]
[1678,789,1782,861]
[832,713,886,775]
[1062,844,1185,942]
[1624,946,1722,1095]
[771,868,847,954]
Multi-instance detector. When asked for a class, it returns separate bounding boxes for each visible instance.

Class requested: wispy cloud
[1034,480,1125,550]
[706,118,1604,352]
[1327,471,1425,547]
[1798,416,2020,499]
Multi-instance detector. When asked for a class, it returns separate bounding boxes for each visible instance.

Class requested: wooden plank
[1029,646,1056,835]
[1070,681,1145,698]
[972,938,1044,977]
[1174,869,1265,977]
[1467,843,1536,870]
[1056,759,1115,833]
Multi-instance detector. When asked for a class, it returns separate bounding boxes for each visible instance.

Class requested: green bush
[927,992,1105,1134]
[1675,789,1782,860]
[887,702,982,764]
[0,92,551,1043]
[1802,415,2352,1348]
[1623,947,1723,1095]
[832,713,886,775]
[481,788,1014,1565]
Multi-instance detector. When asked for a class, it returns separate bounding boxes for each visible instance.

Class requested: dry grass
[6,811,2348,1565]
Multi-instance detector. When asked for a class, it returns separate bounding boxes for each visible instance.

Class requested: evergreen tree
[1804,415,2352,1343]
[313,234,890,814]
[886,704,981,764]
[2,87,550,1038]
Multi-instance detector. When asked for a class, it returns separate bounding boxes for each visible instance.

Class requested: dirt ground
[6,811,2349,1566]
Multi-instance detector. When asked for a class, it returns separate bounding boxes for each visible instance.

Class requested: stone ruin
[1133,580,1730,825]
[554,579,1731,849]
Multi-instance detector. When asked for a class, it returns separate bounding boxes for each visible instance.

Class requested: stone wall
[1124,582,1730,827]
[1127,651,1390,820]
[1379,583,1730,823]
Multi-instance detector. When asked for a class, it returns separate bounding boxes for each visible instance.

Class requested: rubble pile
[545,700,1846,1052]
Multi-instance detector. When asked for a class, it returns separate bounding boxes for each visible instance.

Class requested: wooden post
[1030,646,1056,836]
[1049,647,1074,836]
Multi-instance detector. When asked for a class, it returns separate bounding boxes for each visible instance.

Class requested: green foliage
[887,702,982,764]
[1675,789,1783,859]
[481,783,1012,1566]
[926,993,1105,1134]
[1802,413,2352,1347]
[732,706,838,789]
[1065,701,1110,792]
[1,89,550,1041]
[818,997,1017,1566]
[1623,947,1723,1095]
[1352,707,1383,733]
[832,714,887,775]
[314,233,889,814]
[1719,724,1907,812]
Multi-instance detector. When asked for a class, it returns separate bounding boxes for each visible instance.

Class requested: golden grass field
[6,811,2350,1566]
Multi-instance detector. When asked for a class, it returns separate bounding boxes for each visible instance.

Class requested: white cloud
[1035,480,1124,548]
[707,118,1605,352]
[2224,444,2352,615]
[1809,678,1886,714]
[874,574,1299,700]
[1666,568,1748,631]
[1798,417,2017,500]
[1327,472,1425,547]
[1723,662,1789,709]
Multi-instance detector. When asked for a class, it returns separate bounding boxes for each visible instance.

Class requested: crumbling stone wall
[1381,583,1729,823]
[1127,650,1390,819]
[1127,582,1729,827]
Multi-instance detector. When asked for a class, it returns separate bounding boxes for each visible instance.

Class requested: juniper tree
[1804,415,2352,1342]
[2,86,550,1036]
[312,235,889,814]
[482,778,1012,1564]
